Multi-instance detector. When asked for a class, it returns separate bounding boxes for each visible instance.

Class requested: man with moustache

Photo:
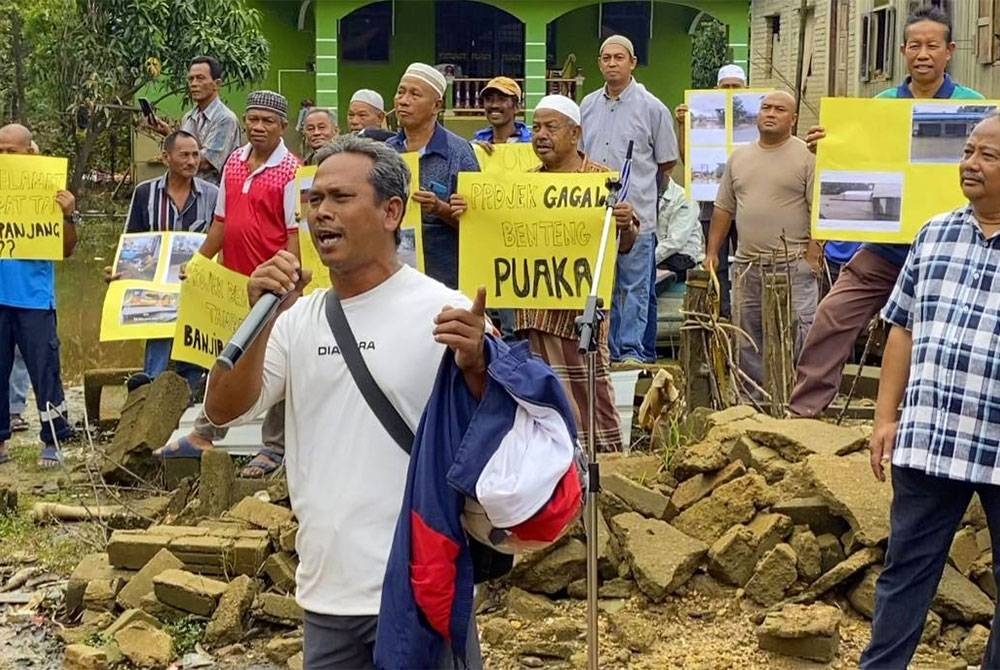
[471,76,532,149]
[387,63,479,288]
[706,90,820,390]
[158,91,300,479]
[862,112,1000,669]
[789,6,984,418]
[302,108,339,165]
[152,56,242,184]
[580,35,678,364]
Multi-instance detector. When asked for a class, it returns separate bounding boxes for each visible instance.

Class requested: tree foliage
[691,15,731,90]
[2,0,270,192]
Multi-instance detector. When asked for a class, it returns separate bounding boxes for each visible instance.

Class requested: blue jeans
[610,232,655,362]
[861,465,1000,668]
[0,306,74,445]
[8,347,29,415]
[144,338,205,391]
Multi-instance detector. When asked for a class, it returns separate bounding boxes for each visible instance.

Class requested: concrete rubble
[49,399,999,669]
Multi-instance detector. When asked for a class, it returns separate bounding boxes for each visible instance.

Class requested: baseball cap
[478,76,522,102]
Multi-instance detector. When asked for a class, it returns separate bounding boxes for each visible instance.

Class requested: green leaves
[691,16,730,90]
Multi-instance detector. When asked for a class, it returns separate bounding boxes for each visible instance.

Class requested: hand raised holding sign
[434,286,488,397]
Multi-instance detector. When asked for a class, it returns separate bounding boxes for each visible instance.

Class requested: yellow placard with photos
[295,164,423,291]
[812,97,999,243]
[171,254,249,369]
[682,88,772,204]
[456,171,617,309]
[99,232,205,341]
[0,155,68,260]
[473,142,541,173]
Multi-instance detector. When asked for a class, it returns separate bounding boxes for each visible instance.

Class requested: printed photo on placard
[165,233,204,284]
[910,103,998,164]
[689,147,729,202]
[818,170,904,233]
[688,91,727,146]
[114,233,162,282]
[120,288,179,325]
[732,92,766,145]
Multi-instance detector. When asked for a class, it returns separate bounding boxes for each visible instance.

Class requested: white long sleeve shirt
[655,179,705,265]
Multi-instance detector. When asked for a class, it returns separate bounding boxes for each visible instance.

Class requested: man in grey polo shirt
[581,35,678,364]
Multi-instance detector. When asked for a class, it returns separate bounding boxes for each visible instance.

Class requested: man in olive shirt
[706,90,820,390]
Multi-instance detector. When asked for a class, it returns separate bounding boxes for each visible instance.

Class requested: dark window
[435,1,524,78]
[766,15,781,77]
[341,1,391,62]
[601,1,650,65]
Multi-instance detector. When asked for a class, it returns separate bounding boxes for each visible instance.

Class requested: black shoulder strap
[324,290,415,454]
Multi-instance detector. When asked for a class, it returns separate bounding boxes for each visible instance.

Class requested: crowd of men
[2,4,999,667]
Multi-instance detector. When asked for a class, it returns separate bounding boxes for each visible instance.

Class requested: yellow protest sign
[99,232,205,341]
[401,152,421,231]
[171,254,249,369]
[0,155,68,260]
[682,89,771,203]
[456,171,616,310]
[295,164,424,288]
[473,143,541,173]
[812,97,999,243]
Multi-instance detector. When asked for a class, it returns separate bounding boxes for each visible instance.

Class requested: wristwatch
[64,210,82,226]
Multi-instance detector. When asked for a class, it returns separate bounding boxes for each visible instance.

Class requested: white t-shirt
[225,265,471,615]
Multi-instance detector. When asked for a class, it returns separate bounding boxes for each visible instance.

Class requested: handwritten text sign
[456,171,616,309]
[171,254,249,368]
[0,155,68,260]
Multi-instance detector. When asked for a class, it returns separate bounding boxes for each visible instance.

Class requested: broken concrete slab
[757,603,841,663]
[672,441,728,480]
[744,543,798,607]
[263,552,298,593]
[932,564,994,624]
[797,546,884,602]
[707,525,757,587]
[949,527,980,577]
[746,417,868,462]
[64,644,109,670]
[138,592,190,624]
[83,579,121,612]
[707,405,759,427]
[199,449,235,517]
[227,496,294,533]
[506,587,556,620]
[771,497,848,538]
[510,538,587,595]
[667,461,746,518]
[114,622,174,668]
[278,522,298,553]
[67,553,116,615]
[255,593,304,625]
[788,526,823,583]
[602,473,670,520]
[265,635,303,664]
[152,569,228,617]
[116,548,183,611]
[746,513,793,557]
[107,530,172,570]
[204,574,258,648]
[816,533,846,574]
[672,473,774,545]
[806,455,892,547]
[609,512,707,601]
[847,566,882,619]
[960,624,990,665]
[596,454,663,484]
[103,608,160,638]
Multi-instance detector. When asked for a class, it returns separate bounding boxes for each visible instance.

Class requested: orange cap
[478,76,522,102]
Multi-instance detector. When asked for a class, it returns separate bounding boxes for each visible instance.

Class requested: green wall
[333,0,436,126]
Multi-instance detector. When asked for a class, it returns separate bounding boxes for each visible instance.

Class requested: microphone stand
[576,140,630,670]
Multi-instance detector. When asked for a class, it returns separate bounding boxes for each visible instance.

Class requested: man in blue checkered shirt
[862,112,1000,668]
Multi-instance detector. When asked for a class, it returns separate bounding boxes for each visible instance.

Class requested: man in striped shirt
[862,113,1000,668]
[113,130,218,390]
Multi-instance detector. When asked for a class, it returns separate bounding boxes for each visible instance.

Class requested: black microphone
[216,292,283,370]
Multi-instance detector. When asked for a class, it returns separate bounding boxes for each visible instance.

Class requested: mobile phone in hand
[138,97,156,125]
[428,180,449,201]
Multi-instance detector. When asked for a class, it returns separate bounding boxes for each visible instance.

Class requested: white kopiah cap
[717,64,747,85]
[350,89,385,112]
[534,94,581,125]
[401,63,447,99]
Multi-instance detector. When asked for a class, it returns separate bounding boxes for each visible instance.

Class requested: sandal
[38,445,61,469]
[9,415,28,433]
[240,448,284,479]
[154,436,207,460]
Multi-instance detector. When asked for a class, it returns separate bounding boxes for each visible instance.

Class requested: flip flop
[240,447,284,479]
[9,415,28,432]
[38,445,61,469]
[156,436,205,460]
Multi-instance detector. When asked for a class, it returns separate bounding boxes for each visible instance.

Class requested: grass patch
[0,493,105,575]
[164,616,207,656]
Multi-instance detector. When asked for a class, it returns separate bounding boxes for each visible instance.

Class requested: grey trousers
[303,611,483,670]
[731,259,818,390]
[193,400,285,456]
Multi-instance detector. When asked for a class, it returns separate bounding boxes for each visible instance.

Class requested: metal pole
[585,349,599,670]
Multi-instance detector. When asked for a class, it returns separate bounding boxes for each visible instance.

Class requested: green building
[244,0,746,133]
